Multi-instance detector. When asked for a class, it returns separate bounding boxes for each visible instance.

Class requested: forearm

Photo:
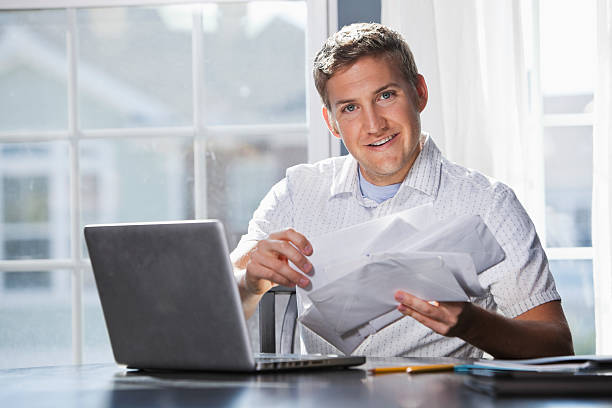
[236,270,264,320]
[233,245,263,321]
[459,304,574,359]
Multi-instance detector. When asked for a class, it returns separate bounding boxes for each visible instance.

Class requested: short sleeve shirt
[231,134,560,358]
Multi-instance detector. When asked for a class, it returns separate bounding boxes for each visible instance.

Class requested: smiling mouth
[368,133,397,147]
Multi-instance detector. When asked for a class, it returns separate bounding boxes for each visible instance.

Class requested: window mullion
[542,113,594,127]
[307,0,333,163]
[192,6,207,219]
[327,0,340,157]
[545,247,594,260]
[1,0,250,11]
[0,259,86,271]
[0,131,70,143]
[67,7,83,366]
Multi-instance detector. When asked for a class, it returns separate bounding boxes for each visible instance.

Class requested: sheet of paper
[457,360,593,373]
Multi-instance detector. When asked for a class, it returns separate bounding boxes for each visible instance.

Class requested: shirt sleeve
[229,177,294,265]
[480,187,561,318]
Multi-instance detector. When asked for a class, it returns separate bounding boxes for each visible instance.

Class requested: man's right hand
[243,228,314,295]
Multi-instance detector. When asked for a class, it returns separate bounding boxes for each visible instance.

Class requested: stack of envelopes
[295,204,506,355]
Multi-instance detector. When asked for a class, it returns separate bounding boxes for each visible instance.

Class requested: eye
[343,104,357,113]
[379,90,395,101]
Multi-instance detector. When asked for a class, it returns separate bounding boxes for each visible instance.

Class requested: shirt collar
[330,153,359,197]
[329,133,442,199]
[400,133,442,198]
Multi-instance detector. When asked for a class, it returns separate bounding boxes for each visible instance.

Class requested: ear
[322,105,341,138]
[414,74,428,113]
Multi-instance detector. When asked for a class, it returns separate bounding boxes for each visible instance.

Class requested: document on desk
[296,204,506,355]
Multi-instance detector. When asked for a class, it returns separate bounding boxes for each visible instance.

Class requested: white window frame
[531,0,594,261]
[0,0,335,364]
[530,0,596,353]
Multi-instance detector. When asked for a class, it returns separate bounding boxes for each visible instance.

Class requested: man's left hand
[394,290,475,337]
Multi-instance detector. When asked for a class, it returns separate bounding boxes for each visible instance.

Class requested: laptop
[84,220,365,372]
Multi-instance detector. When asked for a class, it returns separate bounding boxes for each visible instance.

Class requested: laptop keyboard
[255,353,338,366]
[253,352,364,371]
[254,353,340,363]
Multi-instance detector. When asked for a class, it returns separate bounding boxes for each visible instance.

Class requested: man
[231,23,573,358]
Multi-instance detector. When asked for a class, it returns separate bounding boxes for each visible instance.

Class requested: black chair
[258,285,297,353]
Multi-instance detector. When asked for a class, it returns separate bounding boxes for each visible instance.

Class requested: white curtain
[383,0,612,354]
[593,0,612,354]
[381,0,545,231]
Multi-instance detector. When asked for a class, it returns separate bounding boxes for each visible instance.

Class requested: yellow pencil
[406,364,456,374]
[368,364,456,375]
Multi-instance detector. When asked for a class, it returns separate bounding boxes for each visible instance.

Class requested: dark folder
[464,369,612,396]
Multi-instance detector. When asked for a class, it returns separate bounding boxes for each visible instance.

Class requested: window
[537,0,596,354]
[0,0,329,368]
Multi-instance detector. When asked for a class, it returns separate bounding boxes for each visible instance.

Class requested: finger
[247,261,294,288]
[397,304,449,335]
[269,228,313,256]
[259,239,313,275]
[395,290,445,321]
[244,262,276,294]
[264,256,310,288]
[250,248,310,288]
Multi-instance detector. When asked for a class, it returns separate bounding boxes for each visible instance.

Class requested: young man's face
[322,55,428,186]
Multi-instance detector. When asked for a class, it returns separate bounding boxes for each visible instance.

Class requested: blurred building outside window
[0,0,329,368]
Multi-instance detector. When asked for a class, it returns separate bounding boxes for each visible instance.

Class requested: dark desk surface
[1,358,611,408]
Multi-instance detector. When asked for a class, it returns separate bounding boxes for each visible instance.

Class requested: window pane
[543,93,593,115]
[201,2,307,125]
[549,260,595,354]
[0,10,68,131]
[77,6,192,129]
[80,137,194,256]
[540,0,595,96]
[0,270,72,368]
[1,142,70,260]
[204,133,307,248]
[544,126,592,247]
[83,267,113,364]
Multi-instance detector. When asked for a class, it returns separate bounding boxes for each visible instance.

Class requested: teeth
[370,135,394,146]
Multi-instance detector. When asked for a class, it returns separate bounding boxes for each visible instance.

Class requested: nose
[363,105,387,134]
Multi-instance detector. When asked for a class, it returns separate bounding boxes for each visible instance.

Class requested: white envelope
[299,306,405,355]
[298,303,366,355]
[361,217,419,255]
[380,214,505,273]
[296,205,506,355]
[307,253,468,336]
[302,203,438,292]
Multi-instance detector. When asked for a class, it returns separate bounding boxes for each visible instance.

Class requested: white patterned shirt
[231,134,560,358]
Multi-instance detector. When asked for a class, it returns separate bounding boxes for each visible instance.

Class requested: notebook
[464,369,612,396]
[84,220,365,372]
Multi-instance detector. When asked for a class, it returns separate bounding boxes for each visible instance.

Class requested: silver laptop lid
[84,220,256,371]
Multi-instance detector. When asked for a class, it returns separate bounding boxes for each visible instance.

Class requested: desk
[1,358,611,407]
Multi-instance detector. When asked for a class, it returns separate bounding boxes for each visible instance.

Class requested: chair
[258,285,297,353]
